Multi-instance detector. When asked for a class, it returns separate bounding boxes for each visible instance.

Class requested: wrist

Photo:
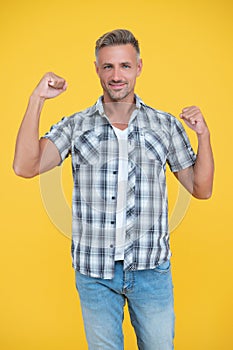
[30,91,46,105]
[197,126,210,139]
[28,92,46,118]
[197,128,211,146]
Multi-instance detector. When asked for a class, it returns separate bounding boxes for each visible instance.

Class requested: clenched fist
[180,106,209,136]
[32,72,67,100]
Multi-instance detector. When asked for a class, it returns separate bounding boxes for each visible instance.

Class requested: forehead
[97,44,138,64]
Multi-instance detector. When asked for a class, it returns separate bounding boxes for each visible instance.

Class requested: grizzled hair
[95,29,140,59]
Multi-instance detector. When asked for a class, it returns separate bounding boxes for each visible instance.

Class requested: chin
[109,92,130,102]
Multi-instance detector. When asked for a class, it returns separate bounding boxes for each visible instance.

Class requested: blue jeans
[75,260,175,350]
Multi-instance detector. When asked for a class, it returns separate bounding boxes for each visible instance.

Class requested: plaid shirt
[44,96,196,279]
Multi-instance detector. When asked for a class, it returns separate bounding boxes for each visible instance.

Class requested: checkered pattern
[43,96,196,279]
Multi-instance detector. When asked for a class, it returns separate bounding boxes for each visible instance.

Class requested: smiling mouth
[109,82,127,90]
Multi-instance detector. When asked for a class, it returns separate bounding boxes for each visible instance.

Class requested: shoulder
[59,101,100,129]
[138,98,179,131]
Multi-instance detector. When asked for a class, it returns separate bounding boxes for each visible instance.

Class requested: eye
[123,64,131,69]
[103,65,112,70]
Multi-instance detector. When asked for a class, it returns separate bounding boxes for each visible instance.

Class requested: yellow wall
[1,0,232,349]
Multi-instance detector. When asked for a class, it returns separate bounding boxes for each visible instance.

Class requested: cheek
[99,72,111,83]
[126,69,138,79]
[98,74,106,84]
[128,73,137,83]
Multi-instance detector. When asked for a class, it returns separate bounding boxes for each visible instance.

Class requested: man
[13,29,214,350]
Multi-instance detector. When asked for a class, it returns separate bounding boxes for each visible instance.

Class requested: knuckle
[45,71,53,77]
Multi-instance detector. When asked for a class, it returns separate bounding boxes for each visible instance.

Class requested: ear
[94,61,99,76]
[136,58,143,77]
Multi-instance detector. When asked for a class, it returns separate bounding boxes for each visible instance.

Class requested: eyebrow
[101,61,132,66]
[121,61,132,65]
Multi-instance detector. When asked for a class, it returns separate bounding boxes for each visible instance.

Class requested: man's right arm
[13,72,67,178]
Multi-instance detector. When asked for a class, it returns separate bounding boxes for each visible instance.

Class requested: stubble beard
[105,83,134,103]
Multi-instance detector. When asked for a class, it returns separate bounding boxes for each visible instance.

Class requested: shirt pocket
[73,130,100,165]
[143,130,168,166]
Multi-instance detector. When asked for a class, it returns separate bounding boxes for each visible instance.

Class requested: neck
[103,100,135,130]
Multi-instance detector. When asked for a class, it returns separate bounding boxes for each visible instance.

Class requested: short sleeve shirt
[43,95,196,279]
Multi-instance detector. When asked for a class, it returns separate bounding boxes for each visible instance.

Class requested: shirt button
[112,196,116,200]
[111,221,115,225]
[113,171,117,174]
[110,244,114,248]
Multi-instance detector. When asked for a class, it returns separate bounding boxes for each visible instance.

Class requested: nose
[111,67,121,81]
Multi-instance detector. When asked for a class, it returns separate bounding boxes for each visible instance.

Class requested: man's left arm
[174,106,214,199]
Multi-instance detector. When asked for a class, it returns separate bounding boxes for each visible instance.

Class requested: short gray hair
[95,29,140,59]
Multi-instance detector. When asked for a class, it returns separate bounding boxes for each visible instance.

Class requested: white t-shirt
[112,126,128,261]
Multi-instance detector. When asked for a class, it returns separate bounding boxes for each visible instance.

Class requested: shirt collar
[95,94,146,116]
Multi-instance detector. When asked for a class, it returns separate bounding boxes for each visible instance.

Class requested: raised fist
[32,72,67,100]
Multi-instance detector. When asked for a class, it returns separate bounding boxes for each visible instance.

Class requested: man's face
[95,44,142,103]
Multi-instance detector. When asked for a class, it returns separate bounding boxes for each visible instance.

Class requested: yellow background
[1,0,233,349]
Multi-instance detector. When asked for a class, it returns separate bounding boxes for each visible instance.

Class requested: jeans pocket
[154,260,171,274]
